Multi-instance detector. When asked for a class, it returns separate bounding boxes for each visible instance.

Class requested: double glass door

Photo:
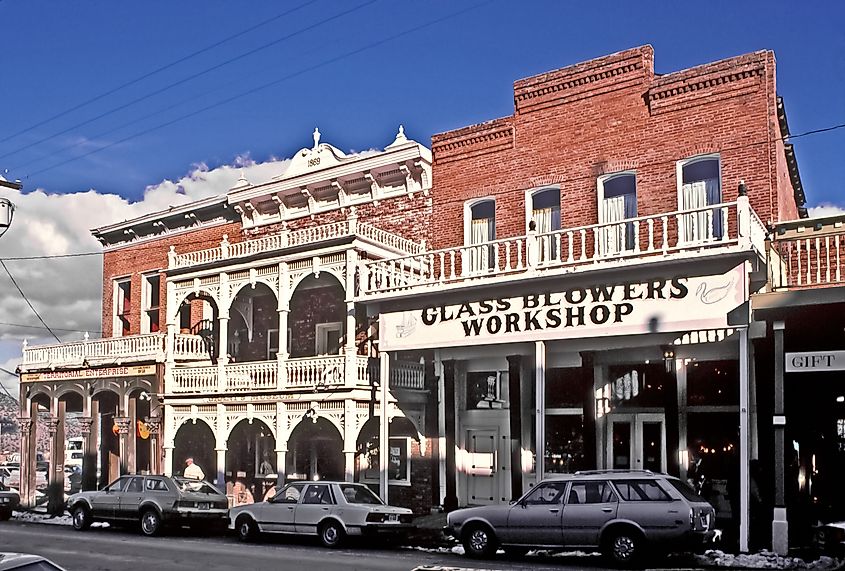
[606,413,666,473]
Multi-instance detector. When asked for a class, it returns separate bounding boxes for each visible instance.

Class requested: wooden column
[772,321,788,554]
[443,359,458,511]
[507,354,523,500]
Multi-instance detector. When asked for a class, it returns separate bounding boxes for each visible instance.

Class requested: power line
[0,260,61,343]
[0,0,319,147]
[0,321,101,334]
[20,1,489,180]
[0,116,840,262]
[2,0,375,164]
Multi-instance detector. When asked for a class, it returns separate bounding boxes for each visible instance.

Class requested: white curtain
[470,217,492,272]
[602,195,626,255]
[532,206,560,261]
[681,178,721,242]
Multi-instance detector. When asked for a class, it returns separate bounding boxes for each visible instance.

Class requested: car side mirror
[508,500,516,505]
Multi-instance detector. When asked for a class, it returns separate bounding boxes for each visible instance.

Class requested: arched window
[598,172,637,255]
[527,188,561,262]
[678,156,722,241]
[465,199,495,273]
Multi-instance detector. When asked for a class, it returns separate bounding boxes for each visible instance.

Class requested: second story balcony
[20,332,208,372]
[768,214,844,291]
[167,216,424,271]
[166,354,425,395]
[359,198,767,298]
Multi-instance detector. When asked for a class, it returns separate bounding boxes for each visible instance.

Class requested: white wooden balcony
[359,198,767,298]
[167,355,425,394]
[20,333,208,372]
[768,215,845,291]
[167,218,424,270]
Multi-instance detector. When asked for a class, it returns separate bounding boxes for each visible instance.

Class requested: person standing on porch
[183,457,205,481]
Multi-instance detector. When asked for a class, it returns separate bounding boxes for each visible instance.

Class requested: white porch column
[739,327,750,553]
[217,315,229,393]
[343,399,356,482]
[165,281,177,367]
[163,446,174,477]
[379,352,390,502]
[277,262,289,391]
[216,403,227,487]
[676,358,689,482]
[534,341,546,482]
[275,401,288,488]
[344,249,359,388]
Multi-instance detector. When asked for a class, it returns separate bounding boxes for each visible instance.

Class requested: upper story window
[465,199,495,272]
[528,188,561,262]
[598,172,637,255]
[113,277,131,337]
[678,156,722,242]
[142,273,160,334]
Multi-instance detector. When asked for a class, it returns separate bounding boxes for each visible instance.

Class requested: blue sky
[1,0,843,205]
[0,1,844,389]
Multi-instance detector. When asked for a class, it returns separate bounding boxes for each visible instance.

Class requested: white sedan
[228,481,414,548]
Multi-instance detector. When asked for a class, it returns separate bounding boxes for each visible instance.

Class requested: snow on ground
[11,510,109,528]
[695,549,840,569]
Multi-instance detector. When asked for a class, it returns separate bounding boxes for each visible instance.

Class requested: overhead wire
[1,0,376,164]
[1,260,62,343]
[0,321,101,334]
[19,1,492,180]
[0,0,320,146]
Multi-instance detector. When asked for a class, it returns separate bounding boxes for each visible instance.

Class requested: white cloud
[807,203,845,218]
[0,155,292,391]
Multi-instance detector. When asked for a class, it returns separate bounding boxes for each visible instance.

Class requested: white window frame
[315,321,343,355]
[360,436,412,486]
[524,186,562,233]
[676,154,722,243]
[597,171,637,256]
[463,197,496,246]
[140,272,161,335]
[112,276,132,338]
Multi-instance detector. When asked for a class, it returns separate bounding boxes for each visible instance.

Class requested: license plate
[387,514,398,522]
[198,502,210,510]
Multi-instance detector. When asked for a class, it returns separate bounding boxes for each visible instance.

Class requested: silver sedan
[229,481,414,548]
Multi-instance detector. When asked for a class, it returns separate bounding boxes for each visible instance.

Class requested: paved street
[1,521,617,571]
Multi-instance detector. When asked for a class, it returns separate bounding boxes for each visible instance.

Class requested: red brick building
[363,46,805,554]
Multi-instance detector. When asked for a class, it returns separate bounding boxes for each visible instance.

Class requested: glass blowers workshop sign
[379,264,746,351]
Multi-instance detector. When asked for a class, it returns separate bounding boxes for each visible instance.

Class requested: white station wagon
[229,481,414,548]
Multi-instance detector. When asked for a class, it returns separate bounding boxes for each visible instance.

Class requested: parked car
[67,475,228,536]
[0,553,67,571]
[0,481,20,521]
[445,470,716,565]
[229,481,414,548]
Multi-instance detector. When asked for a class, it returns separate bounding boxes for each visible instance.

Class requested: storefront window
[546,368,585,408]
[686,412,738,518]
[606,363,673,409]
[466,371,504,409]
[544,415,585,474]
[360,437,411,484]
[687,360,737,406]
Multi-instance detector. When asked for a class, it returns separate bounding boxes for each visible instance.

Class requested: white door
[606,413,666,473]
[315,322,342,355]
[466,429,498,505]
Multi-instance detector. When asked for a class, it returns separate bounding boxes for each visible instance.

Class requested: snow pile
[11,510,109,528]
[696,549,840,569]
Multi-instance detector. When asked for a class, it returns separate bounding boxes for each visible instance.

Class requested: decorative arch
[288,268,346,302]
[286,416,344,481]
[172,418,216,480]
[54,383,86,401]
[169,288,219,324]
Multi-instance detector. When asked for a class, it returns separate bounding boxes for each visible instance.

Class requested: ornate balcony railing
[359,199,766,297]
[168,218,424,270]
[769,216,845,290]
[21,333,207,371]
[167,355,425,394]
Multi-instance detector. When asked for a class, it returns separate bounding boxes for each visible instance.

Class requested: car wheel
[236,516,258,542]
[462,524,497,559]
[71,505,91,530]
[319,520,346,548]
[603,528,642,567]
[140,509,162,537]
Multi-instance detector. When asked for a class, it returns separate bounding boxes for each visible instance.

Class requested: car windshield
[174,477,220,495]
[338,484,383,505]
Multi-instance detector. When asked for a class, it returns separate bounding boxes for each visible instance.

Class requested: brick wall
[101,221,241,337]
[430,46,800,252]
[289,285,345,357]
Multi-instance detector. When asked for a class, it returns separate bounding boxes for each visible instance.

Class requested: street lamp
[1,178,22,239]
